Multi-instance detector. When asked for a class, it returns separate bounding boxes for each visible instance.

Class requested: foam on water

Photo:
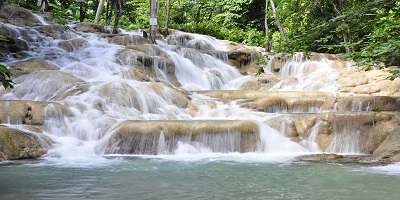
[367,162,400,176]
[106,152,305,163]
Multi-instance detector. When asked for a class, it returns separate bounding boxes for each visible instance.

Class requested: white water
[267,54,339,93]
[33,13,49,25]
[0,20,392,168]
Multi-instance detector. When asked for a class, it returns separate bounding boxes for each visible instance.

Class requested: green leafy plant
[0,64,14,89]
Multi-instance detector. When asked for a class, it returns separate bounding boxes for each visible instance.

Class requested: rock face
[0,127,49,160]
[371,127,400,164]
[106,120,259,154]
[0,6,41,27]
[0,100,71,125]
[8,59,58,77]
[73,22,109,33]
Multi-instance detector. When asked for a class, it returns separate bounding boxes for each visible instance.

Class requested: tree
[264,0,269,51]
[165,0,171,34]
[36,0,48,11]
[94,0,105,24]
[112,0,122,34]
[149,0,157,43]
[269,0,287,49]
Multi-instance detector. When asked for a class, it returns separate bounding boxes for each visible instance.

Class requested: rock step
[106,120,260,155]
[239,96,400,113]
[197,90,330,99]
[197,91,400,113]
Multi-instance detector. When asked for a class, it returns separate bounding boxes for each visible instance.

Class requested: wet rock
[0,100,71,125]
[50,82,91,101]
[0,37,29,60]
[8,59,58,77]
[0,6,41,27]
[106,120,260,154]
[239,75,280,90]
[335,96,400,112]
[227,50,261,69]
[33,25,77,40]
[296,153,370,163]
[57,38,87,52]
[166,32,194,47]
[98,82,140,109]
[107,34,151,46]
[371,127,400,164]
[200,90,329,100]
[117,48,179,86]
[12,70,84,101]
[0,127,50,160]
[73,22,108,33]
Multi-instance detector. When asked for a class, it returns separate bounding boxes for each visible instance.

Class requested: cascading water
[0,11,378,166]
[3,8,400,200]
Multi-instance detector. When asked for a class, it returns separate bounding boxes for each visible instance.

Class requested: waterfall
[1,8,381,166]
[300,120,323,152]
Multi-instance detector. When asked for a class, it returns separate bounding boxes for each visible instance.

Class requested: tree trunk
[37,0,48,11]
[270,0,287,49]
[112,0,122,34]
[94,0,105,24]
[265,0,270,52]
[105,0,112,26]
[150,0,157,44]
[156,0,160,28]
[165,0,171,34]
[333,3,351,53]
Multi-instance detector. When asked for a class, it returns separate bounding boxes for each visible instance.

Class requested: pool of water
[1,155,400,200]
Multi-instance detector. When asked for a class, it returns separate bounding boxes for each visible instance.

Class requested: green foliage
[388,67,400,81]
[0,64,13,89]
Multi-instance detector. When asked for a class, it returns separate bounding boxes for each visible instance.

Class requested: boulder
[0,36,29,61]
[73,22,108,33]
[0,100,72,125]
[57,38,87,52]
[33,25,77,40]
[0,127,49,160]
[12,70,84,101]
[107,34,151,46]
[0,6,41,27]
[371,127,400,164]
[8,59,58,77]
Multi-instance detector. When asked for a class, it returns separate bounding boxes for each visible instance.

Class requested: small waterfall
[300,120,323,152]
[268,55,339,93]
[326,121,362,154]
[258,122,308,153]
[33,13,49,25]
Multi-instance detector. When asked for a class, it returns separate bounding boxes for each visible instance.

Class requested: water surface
[1,156,400,200]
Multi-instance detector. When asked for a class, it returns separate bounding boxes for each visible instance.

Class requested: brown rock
[8,59,58,77]
[0,6,41,27]
[0,100,72,125]
[372,127,400,164]
[0,127,49,160]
